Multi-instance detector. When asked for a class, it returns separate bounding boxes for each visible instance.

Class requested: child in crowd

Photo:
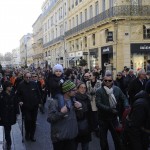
[47,64,65,110]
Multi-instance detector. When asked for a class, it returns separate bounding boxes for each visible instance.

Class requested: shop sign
[83,52,88,55]
[89,48,98,55]
[101,45,113,54]
[131,43,150,53]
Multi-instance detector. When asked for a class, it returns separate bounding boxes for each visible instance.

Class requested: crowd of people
[0,64,150,150]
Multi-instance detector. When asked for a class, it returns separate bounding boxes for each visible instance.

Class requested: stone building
[32,14,44,68]
[40,0,150,74]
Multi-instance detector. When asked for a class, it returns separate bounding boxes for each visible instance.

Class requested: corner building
[65,0,150,74]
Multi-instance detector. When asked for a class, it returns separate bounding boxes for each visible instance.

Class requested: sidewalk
[11,122,26,150]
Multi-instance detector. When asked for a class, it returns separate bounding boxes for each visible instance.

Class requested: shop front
[89,48,98,70]
[101,45,113,75]
[131,43,150,71]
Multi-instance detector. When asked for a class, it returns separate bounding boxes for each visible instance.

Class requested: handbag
[78,118,89,136]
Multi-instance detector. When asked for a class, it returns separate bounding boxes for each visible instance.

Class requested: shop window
[143,25,150,39]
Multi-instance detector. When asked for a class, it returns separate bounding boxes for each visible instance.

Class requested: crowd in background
[0,64,150,150]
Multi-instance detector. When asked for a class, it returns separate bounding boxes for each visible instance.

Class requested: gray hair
[137,69,146,77]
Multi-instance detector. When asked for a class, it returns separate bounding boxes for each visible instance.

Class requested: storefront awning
[68,57,74,61]
[73,57,81,61]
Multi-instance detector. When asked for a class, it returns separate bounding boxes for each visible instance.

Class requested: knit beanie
[62,80,76,93]
[145,80,150,94]
[53,64,64,73]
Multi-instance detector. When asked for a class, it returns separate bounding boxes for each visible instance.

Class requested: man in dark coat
[17,72,42,142]
[95,74,129,150]
[0,81,19,150]
[128,69,147,105]
[124,80,150,150]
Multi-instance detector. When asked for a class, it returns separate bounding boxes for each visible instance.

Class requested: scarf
[103,86,117,108]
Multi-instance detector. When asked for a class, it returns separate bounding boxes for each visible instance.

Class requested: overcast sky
[0,0,44,55]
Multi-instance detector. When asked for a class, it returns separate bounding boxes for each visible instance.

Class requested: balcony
[65,5,150,37]
[43,35,64,48]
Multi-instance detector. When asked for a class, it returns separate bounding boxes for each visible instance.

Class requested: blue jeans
[54,93,64,110]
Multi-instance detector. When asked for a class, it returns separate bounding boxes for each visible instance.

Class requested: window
[95,1,99,16]
[102,0,105,12]
[92,34,95,45]
[85,9,87,21]
[76,15,78,26]
[75,0,78,6]
[51,16,53,26]
[90,5,93,19]
[45,51,47,57]
[143,25,150,39]
[84,37,87,47]
[55,12,57,23]
[72,17,75,28]
[80,12,82,24]
[109,0,113,8]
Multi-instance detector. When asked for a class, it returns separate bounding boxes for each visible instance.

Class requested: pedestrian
[0,81,19,150]
[17,72,42,142]
[75,82,92,150]
[124,80,150,150]
[47,64,65,110]
[47,80,82,150]
[95,74,129,150]
[128,69,147,105]
[86,72,102,136]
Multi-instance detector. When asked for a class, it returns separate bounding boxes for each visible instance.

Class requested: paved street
[11,99,115,150]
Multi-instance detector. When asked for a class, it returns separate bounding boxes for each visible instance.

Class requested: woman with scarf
[95,74,129,150]
[75,82,92,150]
[86,72,102,136]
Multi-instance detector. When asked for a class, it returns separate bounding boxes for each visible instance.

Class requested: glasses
[117,75,122,76]
[32,76,37,77]
[84,76,89,78]
[26,77,31,79]
[104,80,113,82]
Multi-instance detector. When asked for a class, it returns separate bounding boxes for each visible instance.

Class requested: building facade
[12,48,21,67]
[20,33,33,67]
[65,0,150,74]
[42,0,68,67]
[32,14,44,68]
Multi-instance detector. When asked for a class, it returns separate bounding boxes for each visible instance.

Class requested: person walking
[95,74,129,150]
[124,80,150,150]
[17,72,42,142]
[47,80,82,150]
[75,82,92,150]
[0,81,19,150]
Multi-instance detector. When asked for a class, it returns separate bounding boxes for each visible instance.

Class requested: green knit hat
[62,80,76,93]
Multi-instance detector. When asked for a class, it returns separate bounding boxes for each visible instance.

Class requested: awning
[73,57,81,61]
[68,57,74,61]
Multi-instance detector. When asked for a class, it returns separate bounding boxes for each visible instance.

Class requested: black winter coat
[47,74,65,98]
[125,90,150,150]
[75,92,92,143]
[17,81,42,110]
[0,90,19,126]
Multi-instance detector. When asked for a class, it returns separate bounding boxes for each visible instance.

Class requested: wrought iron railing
[43,35,64,48]
[65,5,150,37]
